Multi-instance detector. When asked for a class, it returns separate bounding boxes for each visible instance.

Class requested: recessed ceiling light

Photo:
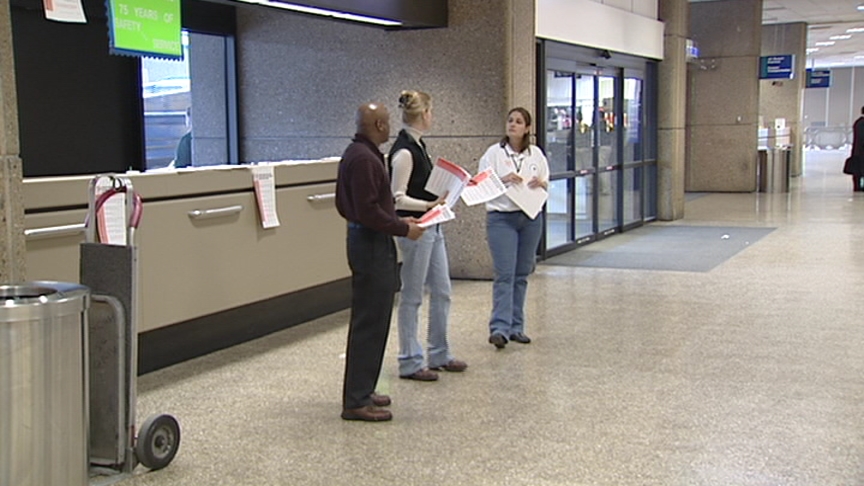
[858,4,864,11]
[234,0,402,26]
[830,35,852,40]
[806,48,820,53]
[847,27,864,33]
[815,41,836,46]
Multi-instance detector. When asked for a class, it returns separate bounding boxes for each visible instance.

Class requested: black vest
[388,129,437,217]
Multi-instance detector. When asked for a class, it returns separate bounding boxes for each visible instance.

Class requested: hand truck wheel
[135,413,181,470]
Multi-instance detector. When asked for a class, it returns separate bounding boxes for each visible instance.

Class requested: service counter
[24,159,350,371]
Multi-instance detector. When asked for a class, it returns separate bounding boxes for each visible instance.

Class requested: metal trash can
[757,148,791,193]
[0,282,90,486]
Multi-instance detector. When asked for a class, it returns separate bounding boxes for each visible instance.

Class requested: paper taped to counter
[251,165,280,228]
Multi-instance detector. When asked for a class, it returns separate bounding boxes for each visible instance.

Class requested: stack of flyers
[416,204,456,228]
[460,168,506,206]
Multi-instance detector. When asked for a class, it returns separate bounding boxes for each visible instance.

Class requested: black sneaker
[509,332,531,344]
[488,334,507,349]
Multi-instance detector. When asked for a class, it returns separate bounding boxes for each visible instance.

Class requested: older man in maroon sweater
[336,103,424,422]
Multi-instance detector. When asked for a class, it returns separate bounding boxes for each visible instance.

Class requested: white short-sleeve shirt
[477,142,550,213]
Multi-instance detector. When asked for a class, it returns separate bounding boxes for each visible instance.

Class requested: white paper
[43,0,86,23]
[95,178,128,245]
[251,165,281,229]
[505,184,548,220]
[460,168,507,206]
[416,204,455,228]
[424,157,471,208]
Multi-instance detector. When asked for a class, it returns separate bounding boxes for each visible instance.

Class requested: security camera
[600,49,612,59]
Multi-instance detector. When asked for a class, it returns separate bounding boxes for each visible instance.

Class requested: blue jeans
[396,224,453,375]
[486,211,544,338]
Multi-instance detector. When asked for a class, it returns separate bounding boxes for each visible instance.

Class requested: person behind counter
[478,107,549,349]
[335,102,425,422]
[388,90,467,382]
[173,107,192,168]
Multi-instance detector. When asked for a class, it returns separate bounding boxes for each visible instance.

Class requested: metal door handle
[306,193,335,202]
[25,223,86,241]
[187,205,243,220]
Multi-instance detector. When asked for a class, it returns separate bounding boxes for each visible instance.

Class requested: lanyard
[504,147,523,172]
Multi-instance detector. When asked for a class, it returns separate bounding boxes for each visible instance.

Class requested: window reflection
[597,171,617,233]
[142,31,231,170]
[574,74,594,171]
[574,176,593,241]
[546,178,572,248]
[623,167,642,226]
[545,70,573,174]
[598,75,616,169]
[142,32,190,169]
[624,78,642,164]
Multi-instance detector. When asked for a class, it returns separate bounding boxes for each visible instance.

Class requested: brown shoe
[399,368,439,381]
[430,359,468,372]
[341,405,393,422]
[370,392,391,407]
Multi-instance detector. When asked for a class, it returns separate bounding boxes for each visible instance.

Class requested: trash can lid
[0,281,90,322]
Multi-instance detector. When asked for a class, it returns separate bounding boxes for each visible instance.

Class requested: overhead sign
[760,55,795,79]
[806,69,831,88]
[106,0,182,59]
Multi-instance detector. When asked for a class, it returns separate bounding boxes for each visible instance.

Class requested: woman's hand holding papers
[527,176,547,191]
[500,172,523,186]
[425,191,449,210]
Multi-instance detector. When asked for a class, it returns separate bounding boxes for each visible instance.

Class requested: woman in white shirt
[388,90,467,380]
[477,107,549,349]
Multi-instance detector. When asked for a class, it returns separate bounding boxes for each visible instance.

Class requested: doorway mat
[542,225,776,273]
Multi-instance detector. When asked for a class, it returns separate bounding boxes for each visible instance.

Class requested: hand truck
[81,175,180,484]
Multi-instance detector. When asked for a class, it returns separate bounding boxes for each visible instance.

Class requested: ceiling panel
[692,0,864,67]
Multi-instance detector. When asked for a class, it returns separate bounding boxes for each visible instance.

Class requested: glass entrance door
[596,72,619,237]
[573,72,595,244]
[544,70,574,250]
[538,39,657,259]
[623,75,644,228]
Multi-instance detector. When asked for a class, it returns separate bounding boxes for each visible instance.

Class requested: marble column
[687,0,762,192]
[0,1,25,283]
[657,0,688,220]
[447,0,535,279]
[760,22,806,177]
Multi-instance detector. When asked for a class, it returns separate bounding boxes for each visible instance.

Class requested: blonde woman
[388,90,467,381]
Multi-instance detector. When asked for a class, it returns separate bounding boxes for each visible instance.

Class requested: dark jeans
[342,224,399,409]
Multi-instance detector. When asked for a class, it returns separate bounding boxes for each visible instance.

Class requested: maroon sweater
[335,134,409,237]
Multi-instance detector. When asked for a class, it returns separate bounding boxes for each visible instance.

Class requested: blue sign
[760,55,795,79]
[806,69,831,88]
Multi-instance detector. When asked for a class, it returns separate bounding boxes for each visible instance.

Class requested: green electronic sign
[107,0,182,59]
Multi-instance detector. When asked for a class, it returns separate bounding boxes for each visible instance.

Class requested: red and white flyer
[417,204,455,228]
[424,157,471,208]
[251,165,281,229]
[460,168,506,206]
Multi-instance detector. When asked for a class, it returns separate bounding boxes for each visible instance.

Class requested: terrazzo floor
[120,150,864,485]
